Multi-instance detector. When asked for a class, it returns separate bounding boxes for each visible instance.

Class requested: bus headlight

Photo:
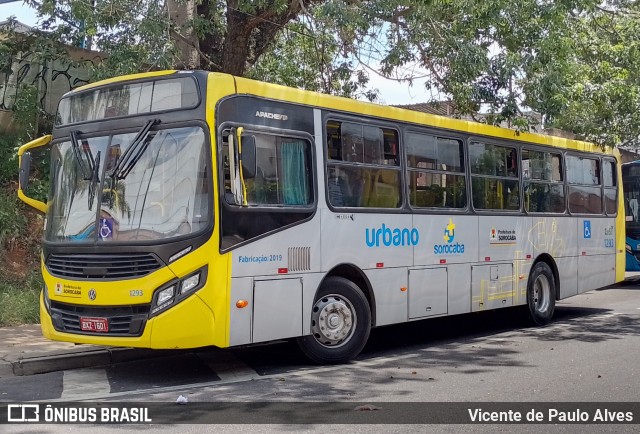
[151,285,176,315]
[180,273,200,294]
[150,266,208,316]
[626,244,632,254]
[157,286,176,305]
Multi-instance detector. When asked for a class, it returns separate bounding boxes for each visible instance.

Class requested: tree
[537,1,640,147]
[14,0,640,147]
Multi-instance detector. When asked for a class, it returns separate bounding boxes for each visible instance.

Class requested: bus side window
[327,168,349,207]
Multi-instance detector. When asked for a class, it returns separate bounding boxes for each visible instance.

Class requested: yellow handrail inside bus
[236,127,248,206]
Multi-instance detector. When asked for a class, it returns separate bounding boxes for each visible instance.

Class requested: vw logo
[88,289,97,301]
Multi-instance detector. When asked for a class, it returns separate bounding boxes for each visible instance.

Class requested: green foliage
[12,84,40,141]
[0,271,42,326]
[0,190,26,247]
[0,135,19,186]
[13,0,640,148]
[540,2,640,147]
[249,20,379,101]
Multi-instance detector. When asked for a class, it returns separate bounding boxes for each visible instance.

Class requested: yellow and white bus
[18,70,624,364]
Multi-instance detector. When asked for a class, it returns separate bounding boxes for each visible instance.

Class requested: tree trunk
[221,4,253,76]
[167,0,200,69]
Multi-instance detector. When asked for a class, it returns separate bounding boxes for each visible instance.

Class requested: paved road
[2,281,640,431]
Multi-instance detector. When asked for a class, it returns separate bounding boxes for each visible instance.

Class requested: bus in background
[17,70,624,364]
[622,161,640,271]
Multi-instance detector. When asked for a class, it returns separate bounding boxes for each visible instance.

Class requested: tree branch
[170,28,222,70]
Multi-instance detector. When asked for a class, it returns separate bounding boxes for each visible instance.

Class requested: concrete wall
[0,28,102,134]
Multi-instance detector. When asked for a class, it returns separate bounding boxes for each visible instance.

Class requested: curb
[6,347,169,377]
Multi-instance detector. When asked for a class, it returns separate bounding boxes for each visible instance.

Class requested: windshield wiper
[110,119,160,180]
[87,150,101,210]
[70,130,93,181]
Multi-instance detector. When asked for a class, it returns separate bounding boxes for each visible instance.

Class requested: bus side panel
[230,219,323,343]
[229,273,325,344]
[231,219,322,278]
[514,259,533,305]
[556,256,578,299]
[529,216,577,299]
[408,267,447,319]
[301,273,324,335]
[529,217,576,260]
[413,215,476,317]
[364,268,408,326]
[578,255,614,293]
[252,277,303,343]
[229,277,253,346]
[478,216,532,264]
[412,215,478,265]
[577,217,616,293]
[477,215,532,308]
[447,263,472,315]
[320,209,413,270]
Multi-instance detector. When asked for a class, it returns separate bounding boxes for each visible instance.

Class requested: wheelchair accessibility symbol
[583,220,591,239]
[100,218,113,240]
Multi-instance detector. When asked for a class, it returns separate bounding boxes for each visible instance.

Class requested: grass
[0,270,42,327]
[0,187,45,327]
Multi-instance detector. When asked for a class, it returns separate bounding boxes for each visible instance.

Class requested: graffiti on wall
[0,49,98,117]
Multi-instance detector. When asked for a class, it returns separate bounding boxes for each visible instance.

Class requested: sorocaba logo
[443,219,456,243]
[434,218,465,255]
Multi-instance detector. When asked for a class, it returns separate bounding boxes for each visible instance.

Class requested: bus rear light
[439,259,446,264]
[485,257,491,261]
[236,300,249,308]
[278,268,288,274]
[526,254,532,259]
[376,262,384,268]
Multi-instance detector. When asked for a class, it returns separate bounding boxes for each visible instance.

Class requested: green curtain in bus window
[281,141,309,205]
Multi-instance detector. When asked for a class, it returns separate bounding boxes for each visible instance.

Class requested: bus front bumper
[40,290,221,349]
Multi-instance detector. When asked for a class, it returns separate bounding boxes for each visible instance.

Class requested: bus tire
[297,276,371,364]
[526,262,556,326]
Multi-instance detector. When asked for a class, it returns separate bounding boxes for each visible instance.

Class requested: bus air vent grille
[46,253,162,279]
[288,247,311,272]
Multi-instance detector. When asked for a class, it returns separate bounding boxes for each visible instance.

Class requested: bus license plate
[80,317,109,332]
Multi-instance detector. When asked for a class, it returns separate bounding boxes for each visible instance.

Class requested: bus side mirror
[19,151,32,191]
[241,135,257,179]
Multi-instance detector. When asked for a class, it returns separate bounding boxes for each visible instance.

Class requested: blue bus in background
[623,161,640,270]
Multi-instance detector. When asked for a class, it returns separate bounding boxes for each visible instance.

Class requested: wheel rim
[310,294,357,348]
[532,274,551,314]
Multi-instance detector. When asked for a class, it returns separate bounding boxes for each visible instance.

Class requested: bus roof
[71,69,619,158]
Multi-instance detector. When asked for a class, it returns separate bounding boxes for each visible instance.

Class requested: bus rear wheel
[526,262,556,326]
[297,277,371,364]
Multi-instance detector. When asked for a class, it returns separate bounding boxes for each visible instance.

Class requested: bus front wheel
[526,262,556,326]
[297,276,371,364]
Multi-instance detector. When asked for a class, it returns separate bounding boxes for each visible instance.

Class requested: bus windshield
[45,125,211,243]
